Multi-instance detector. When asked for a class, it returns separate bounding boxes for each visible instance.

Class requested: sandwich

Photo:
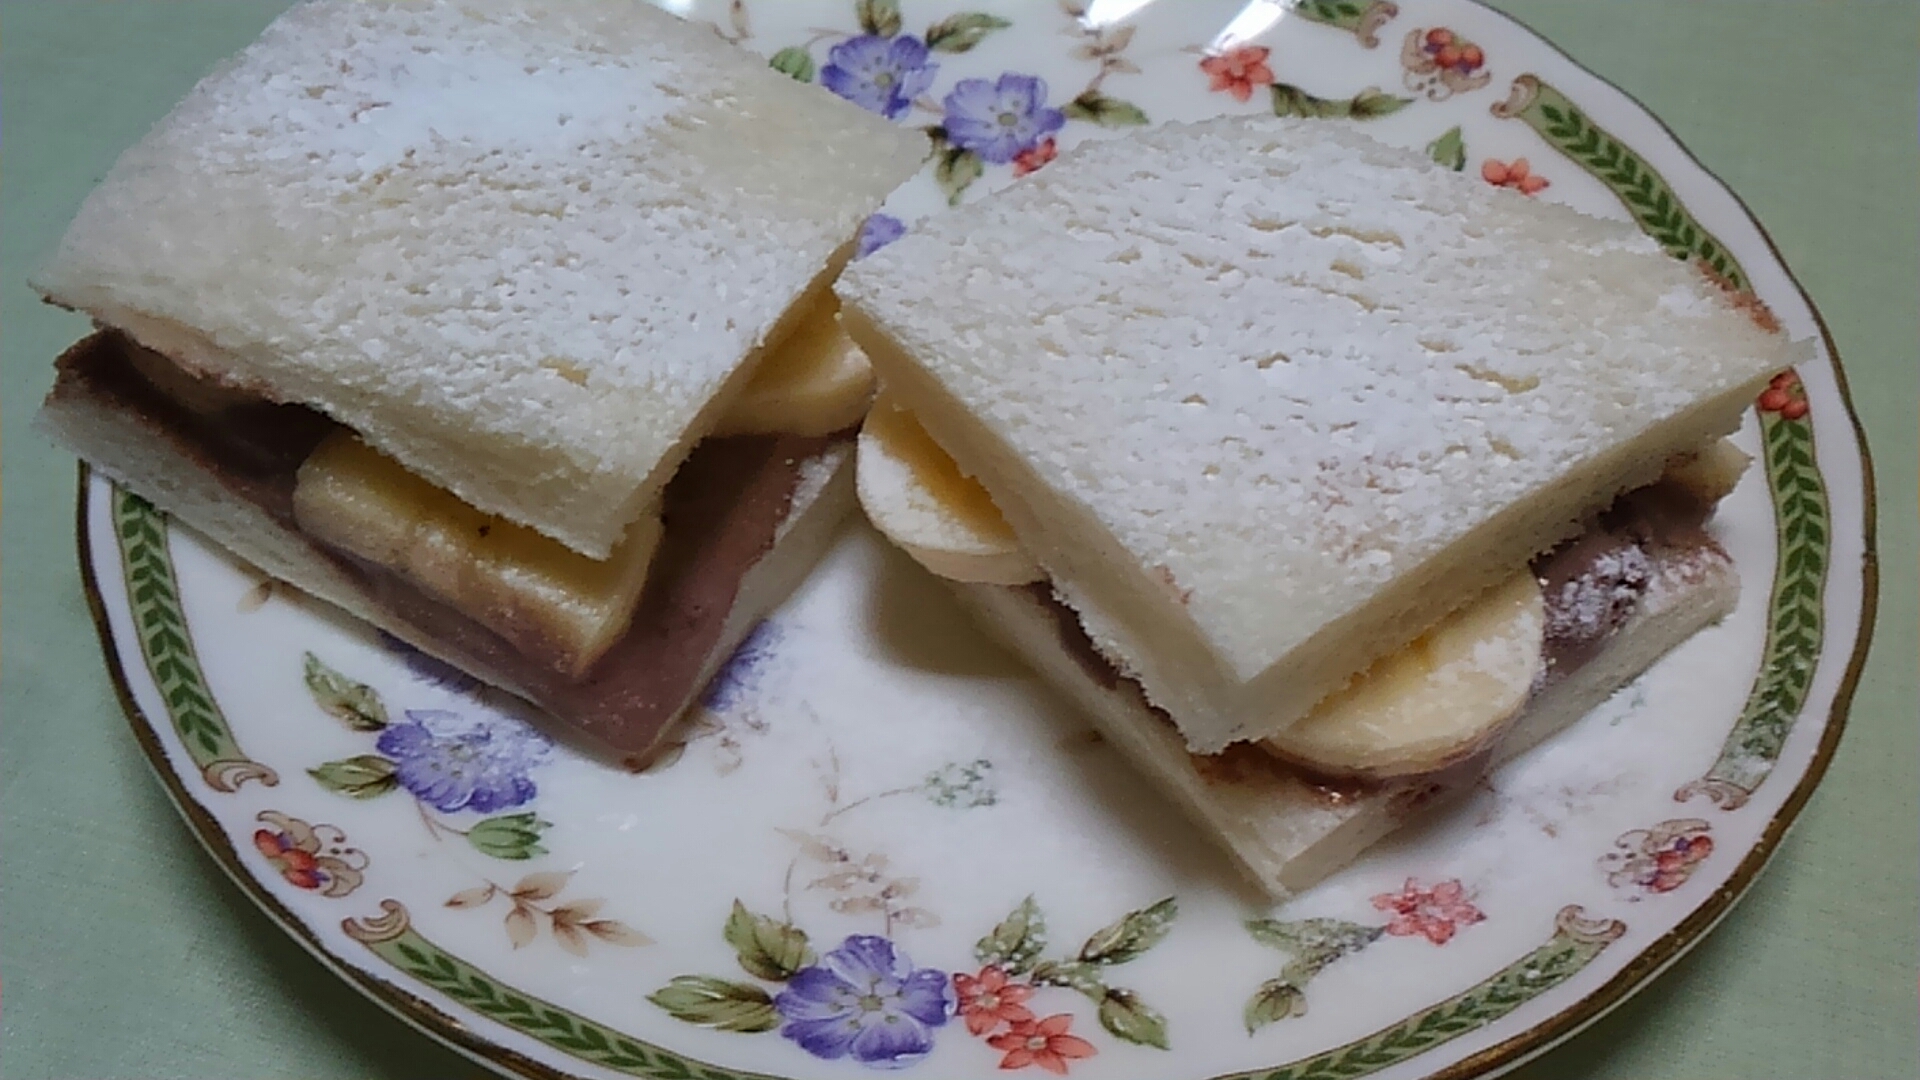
[34,0,926,766]
[838,117,1797,896]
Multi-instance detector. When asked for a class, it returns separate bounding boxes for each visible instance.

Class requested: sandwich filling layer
[1029,475,1728,786]
[51,331,847,762]
[837,116,1796,751]
[948,475,1737,897]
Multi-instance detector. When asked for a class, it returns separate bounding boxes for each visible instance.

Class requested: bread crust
[35,0,924,558]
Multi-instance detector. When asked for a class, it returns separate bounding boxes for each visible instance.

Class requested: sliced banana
[1262,573,1546,779]
[856,394,1042,586]
[712,299,875,437]
[293,432,662,676]
[1662,438,1749,505]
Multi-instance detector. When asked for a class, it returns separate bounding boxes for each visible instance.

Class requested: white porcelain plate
[79,2,1875,1078]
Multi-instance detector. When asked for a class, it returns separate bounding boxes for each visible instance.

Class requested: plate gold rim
[67,2,1880,1075]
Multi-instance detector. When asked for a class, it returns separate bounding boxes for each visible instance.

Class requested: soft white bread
[35,0,925,558]
[950,536,1738,899]
[838,116,1796,751]
[45,340,856,763]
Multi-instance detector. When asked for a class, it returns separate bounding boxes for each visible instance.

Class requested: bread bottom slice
[947,526,1738,899]
[45,332,854,767]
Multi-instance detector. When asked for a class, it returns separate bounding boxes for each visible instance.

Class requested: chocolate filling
[1026,479,1720,799]
[53,331,841,763]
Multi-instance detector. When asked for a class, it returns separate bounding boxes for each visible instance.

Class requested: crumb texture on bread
[35,0,925,558]
[839,116,1795,748]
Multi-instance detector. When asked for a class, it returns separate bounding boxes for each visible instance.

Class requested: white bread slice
[35,0,925,559]
[45,344,855,764]
[950,535,1738,899]
[838,116,1797,751]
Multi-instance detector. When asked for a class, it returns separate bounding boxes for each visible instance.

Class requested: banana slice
[856,394,1042,586]
[1662,438,1750,505]
[1262,573,1546,779]
[712,299,875,437]
[293,432,661,676]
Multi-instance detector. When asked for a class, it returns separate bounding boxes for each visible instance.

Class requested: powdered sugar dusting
[1547,545,1653,645]
[842,116,1792,682]
[260,48,680,179]
[37,0,926,556]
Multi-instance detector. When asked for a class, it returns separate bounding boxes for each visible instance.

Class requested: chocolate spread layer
[1025,479,1719,798]
[54,331,839,763]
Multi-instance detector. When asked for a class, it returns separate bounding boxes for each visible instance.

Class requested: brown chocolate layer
[53,331,838,762]
[1533,482,1716,675]
[1026,478,1720,793]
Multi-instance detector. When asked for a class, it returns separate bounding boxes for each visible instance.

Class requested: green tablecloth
[2,3,1913,1077]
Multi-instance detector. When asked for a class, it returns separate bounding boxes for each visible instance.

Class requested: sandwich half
[839,117,1795,895]
[36,0,926,765]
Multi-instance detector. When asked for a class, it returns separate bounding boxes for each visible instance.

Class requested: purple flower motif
[774,936,953,1069]
[855,214,907,260]
[821,35,938,121]
[941,74,1065,165]
[700,620,782,714]
[377,630,480,693]
[374,709,552,814]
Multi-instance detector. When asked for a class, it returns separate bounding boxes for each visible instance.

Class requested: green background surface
[2,2,1914,1078]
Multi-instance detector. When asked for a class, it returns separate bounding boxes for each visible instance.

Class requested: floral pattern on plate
[652,892,1175,1071]
[83,1,1865,1078]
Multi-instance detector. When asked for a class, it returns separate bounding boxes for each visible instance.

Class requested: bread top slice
[35,0,926,558]
[837,116,1797,751]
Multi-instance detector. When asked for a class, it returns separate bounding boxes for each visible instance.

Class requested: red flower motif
[1757,370,1808,420]
[1603,819,1715,897]
[954,965,1036,1036]
[1646,834,1715,892]
[1199,45,1275,103]
[1371,877,1486,945]
[254,828,325,890]
[249,812,366,897]
[987,1013,1097,1074]
[1422,28,1485,73]
[1481,158,1549,196]
[1013,137,1058,178]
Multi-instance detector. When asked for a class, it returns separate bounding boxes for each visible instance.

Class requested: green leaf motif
[975,895,1047,975]
[1498,76,1748,289]
[1271,83,1410,120]
[1243,918,1384,1029]
[647,976,779,1034]
[367,924,680,1073]
[723,900,815,982]
[1252,909,1623,1080]
[1098,988,1170,1050]
[856,0,902,38]
[302,652,388,731]
[309,754,399,799]
[1247,917,1385,966]
[1245,977,1308,1033]
[1295,0,1365,27]
[925,12,1011,53]
[1290,0,1395,45]
[466,813,550,861]
[935,146,984,206]
[1028,958,1105,998]
[1078,896,1177,965]
[1694,409,1827,795]
[925,758,997,808]
[113,489,267,782]
[767,46,815,83]
[1063,90,1150,128]
[1426,125,1466,172]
